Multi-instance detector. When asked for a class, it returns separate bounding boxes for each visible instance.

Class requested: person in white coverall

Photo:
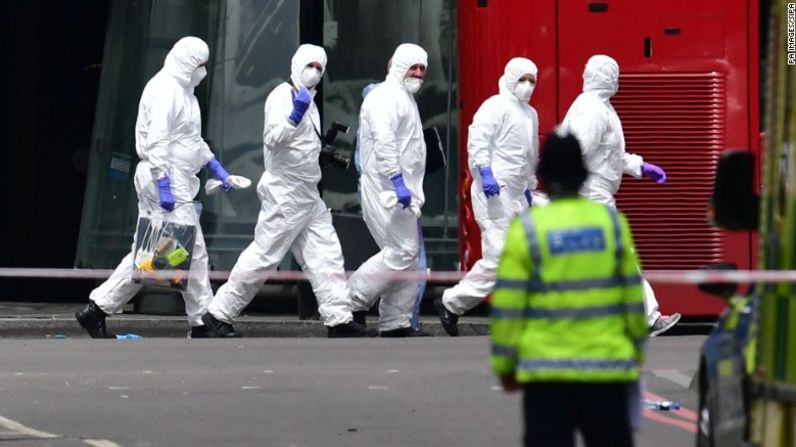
[355,80,428,332]
[75,37,239,339]
[560,54,681,336]
[200,44,367,338]
[434,57,540,337]
[348,43,428,337]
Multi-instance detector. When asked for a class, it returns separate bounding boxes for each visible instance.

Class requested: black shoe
[193,313,242,338]
[352,310,367,326]
[75,301,116,339]
[434,298,459,337]
[379,327,428,338]
[189,326,208,339]
[327,320,368,338]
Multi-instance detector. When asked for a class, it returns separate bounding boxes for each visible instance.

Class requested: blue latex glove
[288,87,312,125]
[479,166,500,197]
[390,174,412,209]
[207,159,231,192]
[524,190,533,207]
[641,162,667,184]
[157,176,175,212]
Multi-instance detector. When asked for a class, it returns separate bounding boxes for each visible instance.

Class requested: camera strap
[307,113,326,146]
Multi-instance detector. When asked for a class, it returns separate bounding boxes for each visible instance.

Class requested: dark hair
[537,129,588,195]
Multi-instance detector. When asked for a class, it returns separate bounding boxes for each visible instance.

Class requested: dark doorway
[0,1,110,301]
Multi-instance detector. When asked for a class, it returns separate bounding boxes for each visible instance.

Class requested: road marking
[650,369,694,389]
[644,390,699,422]
[84,440,124,447]
[641,390,698,433]
[643,409,698,433]
[0,414,58,439]
[0,413,123,446]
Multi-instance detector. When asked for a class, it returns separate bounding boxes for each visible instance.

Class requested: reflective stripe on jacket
[490,197,648,383]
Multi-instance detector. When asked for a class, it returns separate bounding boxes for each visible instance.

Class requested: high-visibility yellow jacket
[490,197,648,383]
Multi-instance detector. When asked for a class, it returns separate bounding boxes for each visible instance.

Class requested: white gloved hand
[205,175,252,195]
[379,190,421,218]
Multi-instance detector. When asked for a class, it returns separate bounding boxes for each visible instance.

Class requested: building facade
[75,0,461,274]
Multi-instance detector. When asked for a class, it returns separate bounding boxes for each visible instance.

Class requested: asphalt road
[0,336,704,446]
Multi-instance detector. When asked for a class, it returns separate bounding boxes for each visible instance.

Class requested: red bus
[457,0,760,316]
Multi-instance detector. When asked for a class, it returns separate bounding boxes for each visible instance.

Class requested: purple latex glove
[157,176,175,212]
[207,158,232,192]
[288,87,312,125]
[641,162,667,184]
[390,174,412,208]
[524,190,533,207]
[479,166,500,197]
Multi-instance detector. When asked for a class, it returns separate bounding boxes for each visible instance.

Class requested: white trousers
[444,190,662,325]
[443,185,525,315]
[208,179,352,327]
[643,277,661,326]
[349,190,420,332]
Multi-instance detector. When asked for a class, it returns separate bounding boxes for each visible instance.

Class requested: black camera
[319,122,352,170]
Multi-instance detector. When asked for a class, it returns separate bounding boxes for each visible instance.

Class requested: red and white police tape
[0,268,792,284]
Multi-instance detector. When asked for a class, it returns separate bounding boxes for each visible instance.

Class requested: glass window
[76,0,298,270]
[76,0,220,268]
[77,0,459,272]
[202,0,300,269]
[321,0,459,270]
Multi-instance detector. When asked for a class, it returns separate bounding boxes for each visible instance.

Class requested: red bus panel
[458,0,759,316]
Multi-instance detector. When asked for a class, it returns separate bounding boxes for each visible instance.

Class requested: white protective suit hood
[446,56,540,316]
[387,43,428,92]
[163,37,209,88]
[498,57,538,102]
[582,54,619,99]
[134,35,215,205]
[290,44,327,91]
[561,54,644,208]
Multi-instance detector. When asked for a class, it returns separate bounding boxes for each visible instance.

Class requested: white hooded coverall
[207,44,353,327]
[560,54,661,325]
[90,37,215,327]
[348,43,428,332]
[442,58,540,315]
